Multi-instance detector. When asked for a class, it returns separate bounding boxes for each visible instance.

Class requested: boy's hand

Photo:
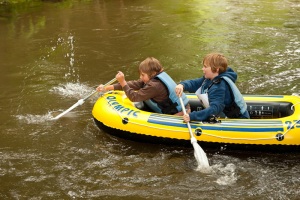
[183,113,190,123]
[175,84,184,97]
[116,71,127,87]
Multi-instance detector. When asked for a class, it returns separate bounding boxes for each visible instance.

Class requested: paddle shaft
[53,77,117,120]
[179,97,194,139]
[83,77,117,101]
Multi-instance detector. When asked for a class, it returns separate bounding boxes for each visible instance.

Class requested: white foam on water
[18,82,100,122]
[50,82,95,99]
[16,112,55,124]
[195,165,213,173]
[213,163,237,185]
[195,162,237,185]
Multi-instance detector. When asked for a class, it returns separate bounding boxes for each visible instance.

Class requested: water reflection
[1,0,300,199]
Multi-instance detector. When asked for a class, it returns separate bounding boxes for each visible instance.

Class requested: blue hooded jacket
[180,67,242,121]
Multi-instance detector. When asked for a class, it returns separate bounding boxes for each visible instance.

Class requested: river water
[0,0,299,199]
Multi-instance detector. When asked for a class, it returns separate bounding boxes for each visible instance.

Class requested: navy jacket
[180,67,238,121]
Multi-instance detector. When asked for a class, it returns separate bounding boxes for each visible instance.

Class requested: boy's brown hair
[139,57,163,78]
[203,53,228,74]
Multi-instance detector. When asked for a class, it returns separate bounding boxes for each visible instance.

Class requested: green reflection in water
[0,0,299,95]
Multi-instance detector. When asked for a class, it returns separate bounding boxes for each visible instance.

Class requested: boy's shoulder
[146,78,167,91]
[148,78,164,86]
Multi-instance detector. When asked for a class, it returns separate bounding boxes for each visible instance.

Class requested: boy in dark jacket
[175,53,250,122]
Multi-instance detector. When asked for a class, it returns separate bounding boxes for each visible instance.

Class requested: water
[0,0,300,199]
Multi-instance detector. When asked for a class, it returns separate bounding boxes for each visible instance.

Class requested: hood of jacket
[215,67,237,83]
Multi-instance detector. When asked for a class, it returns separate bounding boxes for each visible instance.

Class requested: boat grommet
[122,117,129,124]
[195,128,202,136]
[276,133,284,141]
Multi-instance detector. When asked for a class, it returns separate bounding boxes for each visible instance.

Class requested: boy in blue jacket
[175,53,250,122]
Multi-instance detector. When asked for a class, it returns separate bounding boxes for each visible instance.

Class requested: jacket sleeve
[189,81,226,121]
[122,81,160,102]
[113,79,145,90]
[180,77,204,93]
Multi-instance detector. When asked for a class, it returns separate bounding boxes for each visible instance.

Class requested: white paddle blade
[192,142,210,168]
[52,99,83,120]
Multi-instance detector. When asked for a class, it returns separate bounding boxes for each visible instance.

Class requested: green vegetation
[1,0,38,4]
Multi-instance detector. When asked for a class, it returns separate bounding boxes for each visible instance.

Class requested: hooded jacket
[180,67,245,121]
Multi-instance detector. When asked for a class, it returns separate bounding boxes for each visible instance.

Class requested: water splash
[213,163,237,185]
[42,33,79,83]
[16,112,55,124]
[15,82,96,124]
[65,35,78,82]
[50,82,95,99]
[195,165,212,173]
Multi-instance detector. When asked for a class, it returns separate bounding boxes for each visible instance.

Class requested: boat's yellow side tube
[92,91,300,145]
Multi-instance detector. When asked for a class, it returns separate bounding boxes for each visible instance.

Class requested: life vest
[144,72,189,114]
[195,76,247,116]
[221,76,247,114]
[195,79,210,108]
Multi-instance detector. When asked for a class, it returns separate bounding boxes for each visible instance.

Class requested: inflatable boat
[92,91,300,150]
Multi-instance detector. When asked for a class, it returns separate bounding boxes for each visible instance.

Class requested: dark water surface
[1,0,299,199]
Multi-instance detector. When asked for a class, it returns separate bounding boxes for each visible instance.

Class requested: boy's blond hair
[139,57,163,78]
[203,53,228,74]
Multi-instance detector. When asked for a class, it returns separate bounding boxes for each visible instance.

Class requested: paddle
[53,78,117,120]
[179,97,210,168]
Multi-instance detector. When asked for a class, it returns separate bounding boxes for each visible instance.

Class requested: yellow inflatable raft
[92,91,300,149]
